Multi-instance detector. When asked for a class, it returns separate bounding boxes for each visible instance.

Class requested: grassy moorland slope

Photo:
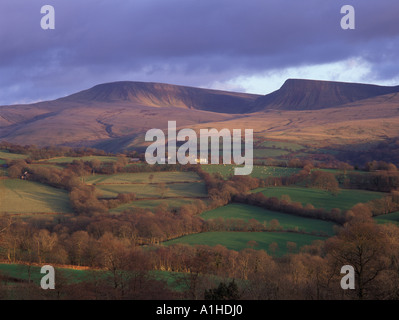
[0,179,73,214]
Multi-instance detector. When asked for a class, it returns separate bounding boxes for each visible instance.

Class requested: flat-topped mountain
[62,81,261,114]
[252,79,399,111]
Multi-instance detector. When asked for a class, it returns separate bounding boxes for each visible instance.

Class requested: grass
[149,270,191,292]
[0,150,28,160]
[38,156,119,164]
[0,264,89,285]
[0,263,192,293]
[0,179,73,214]
[253,149,291,158]
[201,203,336,236]
[375,211,399,225]
[259,141,305,151]
[201,164,299,179]
[252,186,385,211]
[28,163,65,170]
[315,168,370,176]
[85,171,201,185]
[163,231,325,256]
[110,198,205,213]
[95,182,208,199]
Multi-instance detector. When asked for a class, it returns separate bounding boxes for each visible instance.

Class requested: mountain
[252,79,399,111]
[62,81,261,114]
[0,81,260,147]
[1,79,399,150]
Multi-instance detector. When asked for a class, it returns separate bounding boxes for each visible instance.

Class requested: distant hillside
[62,81,261,114]
[1,79,399,150]
[252,79,399,111]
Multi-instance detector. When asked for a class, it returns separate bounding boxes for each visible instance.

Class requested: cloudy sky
[1,0,398,105]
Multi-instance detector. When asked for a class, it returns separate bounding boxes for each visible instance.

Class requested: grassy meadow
[0,150,28,161]
[85,171,201,184]
[95,181,207,199]
[253,148,291,158]
[0,179,73,214]
[110,198,205,213]
[163,231,325,256]
[259,141,305,151]
[0,263,188,294]
[201,203,336,236]
[0,264,89,286]
[201,164,299,179]
[252,186,385,211]
[37,155,119,164]
[375,211,399,225]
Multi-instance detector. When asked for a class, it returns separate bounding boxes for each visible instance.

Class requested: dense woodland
[1,142,399,300]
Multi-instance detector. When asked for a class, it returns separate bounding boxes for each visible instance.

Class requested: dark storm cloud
[0,0,398,104]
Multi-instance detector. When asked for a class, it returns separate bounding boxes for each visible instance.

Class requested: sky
[0,0,398,105]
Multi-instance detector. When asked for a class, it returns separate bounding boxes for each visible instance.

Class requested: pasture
[37,156,119,164]
[0,179,73,214]
[0,150,28,161]
[163,231,325,256]
[375,211,399,225]
[95,181,207,199]
[201,203,336,236]
[259,140,305,151]
[110,198,205,213]
[0,263,189,293]
[201,164,299,179]
[0,264,89,286]
[86,171,201,185]
[28,163,65,170]
[253,149,290,158]
[252,186,385,211]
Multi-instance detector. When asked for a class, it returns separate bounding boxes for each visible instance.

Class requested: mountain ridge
[252,78,399,111]
[61,81,261,114]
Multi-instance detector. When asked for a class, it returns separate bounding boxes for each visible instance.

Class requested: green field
[96,181,207,199]
[375,211,399,225]
[201,164,299,179]
[253,149,291,158]
[29,163,65,170]
[0,263,189,293]
[0,264,89,286]
[201,203,336,236]
[38,156,119,163]
[110,197,205,213]
[0,150,28,160]
[0,179,73,214]
[163,231,325,256]
[86,171,201,185]
[259,141,305,151]
[252,186,385,211]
